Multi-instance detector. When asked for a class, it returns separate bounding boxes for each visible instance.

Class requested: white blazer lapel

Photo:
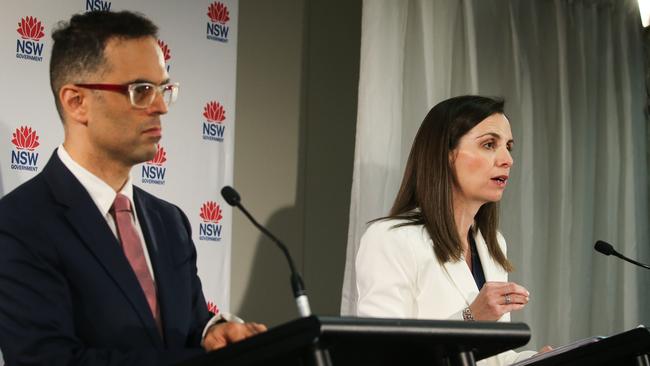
[441,257,479,305]
[474,231,507,282]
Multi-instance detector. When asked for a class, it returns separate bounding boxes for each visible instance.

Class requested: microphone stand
[233,203,312,317]
[221,186,331,366]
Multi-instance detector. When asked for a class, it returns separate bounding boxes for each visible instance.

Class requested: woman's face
[451,113,514,205]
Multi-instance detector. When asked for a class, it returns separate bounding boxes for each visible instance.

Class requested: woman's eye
[483,141,495,149]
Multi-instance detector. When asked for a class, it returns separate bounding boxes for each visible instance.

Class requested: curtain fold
[342,0,649,349]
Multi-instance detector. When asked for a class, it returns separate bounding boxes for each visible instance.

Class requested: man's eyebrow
[125,78,171,85]
[476,132,514,143]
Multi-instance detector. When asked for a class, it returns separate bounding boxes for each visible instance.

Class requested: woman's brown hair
[385,95,513,272]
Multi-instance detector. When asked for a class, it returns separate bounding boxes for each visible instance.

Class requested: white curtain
[341,0,649,350]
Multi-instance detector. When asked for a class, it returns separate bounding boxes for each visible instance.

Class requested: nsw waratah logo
[202,101,226,142]
[16,16,45,62]
[198,201,223,242]
[206,2,230,43]
[141,145,167,185]
[85,0,112,12]
[10,126,40,172]
[206,300,220,315]
[157,39,172,72]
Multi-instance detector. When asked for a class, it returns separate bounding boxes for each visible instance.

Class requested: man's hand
[202,321,267,351]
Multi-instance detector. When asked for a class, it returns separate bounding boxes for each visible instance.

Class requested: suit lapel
[43,152,163,347]
[442,255,479,305]
[474,231,507,282]
[440,230,507,304]
[133,189,181,348]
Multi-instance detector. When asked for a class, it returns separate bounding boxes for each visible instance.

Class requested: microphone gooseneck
[594,240,650,270]
[220,186,312,317]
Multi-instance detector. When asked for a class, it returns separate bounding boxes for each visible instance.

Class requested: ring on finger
[504,294,511,305]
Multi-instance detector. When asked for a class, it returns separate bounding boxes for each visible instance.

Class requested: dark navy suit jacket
[0,151,211,365]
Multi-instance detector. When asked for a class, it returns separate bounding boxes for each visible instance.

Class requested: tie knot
[112,193,132,213]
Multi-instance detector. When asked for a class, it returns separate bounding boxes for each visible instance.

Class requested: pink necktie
[111,193,162,336]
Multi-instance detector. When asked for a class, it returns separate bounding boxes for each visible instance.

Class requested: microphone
[221,186,312,317]
[594,240,650,270]
[221,186,241,206]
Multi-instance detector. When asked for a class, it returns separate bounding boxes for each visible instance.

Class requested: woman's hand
[468,281,529,321]
[538,345,553,353]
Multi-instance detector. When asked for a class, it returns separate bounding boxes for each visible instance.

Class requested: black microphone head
[594,240,615,256]
[221,186,241,206]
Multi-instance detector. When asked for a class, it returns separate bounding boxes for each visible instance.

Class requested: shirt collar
[57,144,134,216]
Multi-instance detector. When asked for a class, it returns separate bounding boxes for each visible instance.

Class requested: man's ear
[59,85,89,125]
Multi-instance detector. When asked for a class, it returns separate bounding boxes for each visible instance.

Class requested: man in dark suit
[0,11,265,365]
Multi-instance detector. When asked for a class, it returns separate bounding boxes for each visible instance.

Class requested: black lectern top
[177,316,531,366]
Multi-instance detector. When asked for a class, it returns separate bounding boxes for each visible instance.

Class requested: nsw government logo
[16,16,45,62]
[85,0,112,12]
[198,201,223,242]
[206,300,220,315]
[141,145,167,185]
[10,126,40,172]
[202,101,226,142]
[157,39,172,72]
[206,2,230,43]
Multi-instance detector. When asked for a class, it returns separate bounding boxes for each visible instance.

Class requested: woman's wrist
[462,306,475,321]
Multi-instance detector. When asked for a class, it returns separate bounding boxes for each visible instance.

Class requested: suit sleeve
[176,207,212,347]
[355,222,420,318]
[0,231,204,366]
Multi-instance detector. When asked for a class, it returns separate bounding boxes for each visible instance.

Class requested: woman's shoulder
[357,218,432,270]
[361,217,432,252]
[364,217,425,236]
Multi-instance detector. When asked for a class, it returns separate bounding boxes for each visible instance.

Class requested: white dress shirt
[57,145,155,279]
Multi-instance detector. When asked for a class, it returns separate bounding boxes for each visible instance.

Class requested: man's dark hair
[49,11,158,119]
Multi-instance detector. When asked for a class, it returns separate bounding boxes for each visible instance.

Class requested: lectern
[177,316,531,366]
[514,326,650,366]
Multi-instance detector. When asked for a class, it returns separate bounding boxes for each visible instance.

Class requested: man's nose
[148,90,168,115]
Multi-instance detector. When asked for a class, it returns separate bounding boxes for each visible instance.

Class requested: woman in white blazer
[355,96,548,366]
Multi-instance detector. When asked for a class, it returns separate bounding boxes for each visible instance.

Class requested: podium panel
[178,316,531,366]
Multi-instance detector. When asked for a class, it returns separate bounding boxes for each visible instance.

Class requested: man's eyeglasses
[75,82,179,109]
